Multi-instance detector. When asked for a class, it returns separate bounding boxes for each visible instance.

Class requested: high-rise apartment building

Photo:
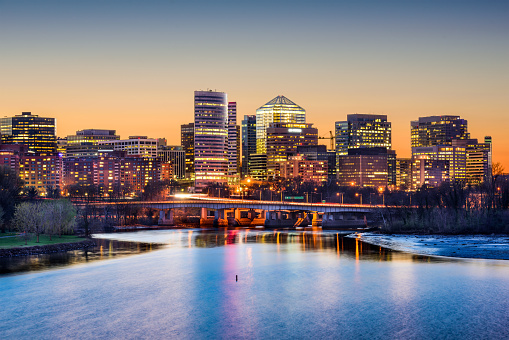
[66,129,119,157]
[0,112,57,153]
[194,90,228,191]
[241,115,256,178]
[181,123,195,178]
[411,116,469,148]
[256,95,305,154]
[266,122,318,179]
[19,153,63,192]
[227,102,239,182]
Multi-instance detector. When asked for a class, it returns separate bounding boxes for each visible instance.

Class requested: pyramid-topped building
[255,95,306,154]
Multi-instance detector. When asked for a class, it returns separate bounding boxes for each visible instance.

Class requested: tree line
[13,200,77,244]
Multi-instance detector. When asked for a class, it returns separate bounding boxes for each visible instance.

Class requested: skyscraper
[0,112,57,153]
[335,114,392,153]
[194,90,228,191]
[255,95,305,154]
[241,115,256,177]
[411,116,469,148]
[335,114,393,185]
[181,123,194,178]
[227,102,239,182]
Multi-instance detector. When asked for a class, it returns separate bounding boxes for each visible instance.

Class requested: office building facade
[0,112,57,153]
[280,155,328,183]
[411,115,469,148]
[256,95,305,154]
[241,115,256,178]
[250,154,268,181]
[266,122,318,179]
[158,146,186,180]
[335,114,393,185]
[337,148,389,188]
[194,90,228,191]
[227,102,239,182]
[66,129,120,157]
[181,123,195,178]
[98,137,158,158]
[412,141,466,183]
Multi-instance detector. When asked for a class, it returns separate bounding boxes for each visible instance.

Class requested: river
[1,229,508,339]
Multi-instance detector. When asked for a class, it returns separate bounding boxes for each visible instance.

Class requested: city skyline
[1,1,507,167]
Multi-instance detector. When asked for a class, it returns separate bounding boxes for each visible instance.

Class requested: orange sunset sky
[1,1,508,168]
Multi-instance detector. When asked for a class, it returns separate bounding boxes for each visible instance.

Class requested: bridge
[83,197,382,229]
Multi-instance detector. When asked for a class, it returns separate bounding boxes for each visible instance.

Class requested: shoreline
[0,239,96,258]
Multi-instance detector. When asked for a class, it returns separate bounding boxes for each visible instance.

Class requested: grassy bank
[0,234,86,249]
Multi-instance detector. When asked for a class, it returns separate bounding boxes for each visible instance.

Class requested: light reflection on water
[1,229,509,339]
[0,238,162,275]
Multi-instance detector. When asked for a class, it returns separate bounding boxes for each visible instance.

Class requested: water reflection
[0,238,161,275]
[193,229,441,263]
[1,229,449,276]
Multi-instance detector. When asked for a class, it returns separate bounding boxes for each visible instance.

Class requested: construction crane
[318,131,335,150]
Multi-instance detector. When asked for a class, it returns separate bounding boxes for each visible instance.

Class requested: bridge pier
[214,209,228,227]
[311,212,322,227]
[200,208,215,226]
[158,209,174,225]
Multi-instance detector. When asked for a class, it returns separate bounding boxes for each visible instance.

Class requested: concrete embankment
[0,239,96,258]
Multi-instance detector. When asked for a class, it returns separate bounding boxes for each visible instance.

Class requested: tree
[13,202,38,245]
[26,187,39,201]
[59,200,77,236]
[0,165,24,231]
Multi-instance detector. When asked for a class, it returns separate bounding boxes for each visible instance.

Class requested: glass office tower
[1,112,56,153]
[411,115,469,148]
[255,95,305,154]
[241,115,256,178]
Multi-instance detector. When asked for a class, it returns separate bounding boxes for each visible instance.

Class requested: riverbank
[0,237,96,258]
[350,232,509,260]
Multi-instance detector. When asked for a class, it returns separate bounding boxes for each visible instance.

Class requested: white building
[99,136,158,158]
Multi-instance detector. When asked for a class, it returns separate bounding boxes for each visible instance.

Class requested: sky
[1,0,508,167]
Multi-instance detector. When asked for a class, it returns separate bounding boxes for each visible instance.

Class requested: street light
[336,192,344,204]
[378,186,385,206]
[355,193,362,205]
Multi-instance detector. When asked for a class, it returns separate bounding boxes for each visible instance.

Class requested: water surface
[1,229,508,339]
